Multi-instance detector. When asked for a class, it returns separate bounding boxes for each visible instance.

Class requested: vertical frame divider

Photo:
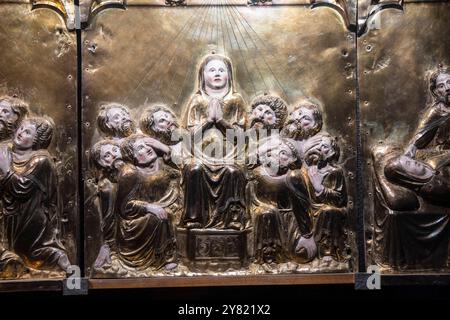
[75,0,85,278]
[355,0,367,275]
[354,0,367,273]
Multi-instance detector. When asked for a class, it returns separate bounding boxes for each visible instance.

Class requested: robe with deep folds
[1,150,67,270]
[410,104,450,158]
[372,146,450,270]
[248,167,312,264]
[115,161,179,269]
[302,165,348,261]
[0,244,26,277]
[96,170,118,250]
[181,92,248,228]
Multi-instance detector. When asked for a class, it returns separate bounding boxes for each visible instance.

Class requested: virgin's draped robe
[115,160,178,269]
[1,150,67,270]
[181,92,249,229]
[248,167,312,264]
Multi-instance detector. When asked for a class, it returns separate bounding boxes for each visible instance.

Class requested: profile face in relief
[203,59,229,91]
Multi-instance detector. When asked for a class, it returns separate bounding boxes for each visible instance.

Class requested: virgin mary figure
[180,53,249,230]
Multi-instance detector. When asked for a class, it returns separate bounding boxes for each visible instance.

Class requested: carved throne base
[177,228,251,271]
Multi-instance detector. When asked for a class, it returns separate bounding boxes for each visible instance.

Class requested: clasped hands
[207,98,224,123]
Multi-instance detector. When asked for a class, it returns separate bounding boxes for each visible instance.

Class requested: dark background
[1,285,449,318]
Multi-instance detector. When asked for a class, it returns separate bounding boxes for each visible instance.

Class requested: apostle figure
[0,96,28,142]
[0,95,28,277]
[281,100,323,158]
[404,68,450,163]
[91,103,135,268]
[180,53,248,229]
[247,94,288,168]
[249,94,287,132]
[370,68,450,270]
[0,117,70,273]
[140,104,185,167]
[140,105,179,145]
[302,132,347,262]
[90,140,123,268]
[97,103,135,142]
[115,134,179,270]
[248,137,316,264]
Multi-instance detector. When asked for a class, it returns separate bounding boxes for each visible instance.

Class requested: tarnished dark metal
[360,1,450,272]
[0,2,78,279]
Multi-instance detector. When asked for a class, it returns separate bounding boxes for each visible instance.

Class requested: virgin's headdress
[197,53,235,97]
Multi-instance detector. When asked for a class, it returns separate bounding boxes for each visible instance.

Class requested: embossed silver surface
[82,3,357,277]
[0,1,78,279]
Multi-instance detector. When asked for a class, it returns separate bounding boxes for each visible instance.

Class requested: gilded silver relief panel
[0,3,78,279]
[83,4,357,278]
[360,2,450,273]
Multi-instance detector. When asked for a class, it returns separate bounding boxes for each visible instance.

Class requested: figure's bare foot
[94,244,112,269]
[165,263,178,271]
[295,236,317,261]
[58,254,71,273]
